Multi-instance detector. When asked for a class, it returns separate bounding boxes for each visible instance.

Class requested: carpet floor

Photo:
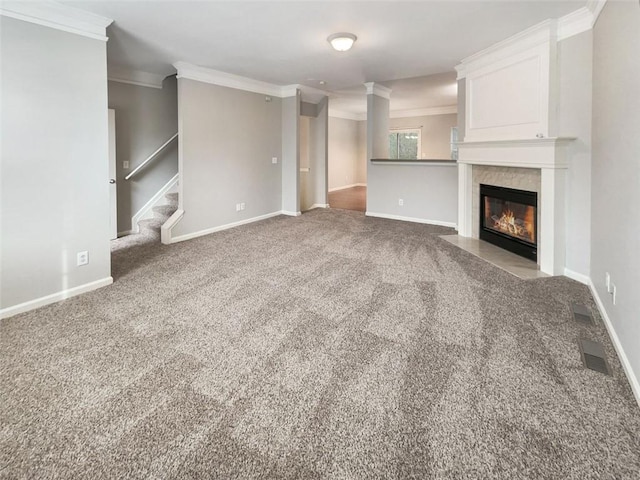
[1,208,639,479]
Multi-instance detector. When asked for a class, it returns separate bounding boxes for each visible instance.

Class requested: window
[389,129,421,160]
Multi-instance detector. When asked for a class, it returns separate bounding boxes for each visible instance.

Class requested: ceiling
[63,0,586,113]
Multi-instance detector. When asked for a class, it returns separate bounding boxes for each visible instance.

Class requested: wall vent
[578,338,610,375]
[572,303,593,325]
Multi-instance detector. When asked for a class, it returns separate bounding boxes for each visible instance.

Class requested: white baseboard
[587,279,640,408]
[281,210,302,217]
[117,229,133,238]
[305,204,329,211]
[131,173,179,233]
[0,277,113,320]
[365,211,457,228]
[328,183,366,192]
[168,211,283,244]
[564,268,590,285]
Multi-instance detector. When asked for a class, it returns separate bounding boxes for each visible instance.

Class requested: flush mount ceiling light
[327,32,357,52]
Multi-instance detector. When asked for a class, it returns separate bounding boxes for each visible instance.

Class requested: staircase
[112,192,178,252]
[136,192,178,241]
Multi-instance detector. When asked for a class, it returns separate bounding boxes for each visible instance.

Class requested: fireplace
[480,184,538,261]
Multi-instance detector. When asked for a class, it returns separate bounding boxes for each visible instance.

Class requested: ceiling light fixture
[327,32,357,52]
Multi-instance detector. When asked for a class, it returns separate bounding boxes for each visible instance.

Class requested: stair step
[152,204,177,219]
[165,192,179,206]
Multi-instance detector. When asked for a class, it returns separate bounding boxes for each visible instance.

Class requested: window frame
[388,128,422,160]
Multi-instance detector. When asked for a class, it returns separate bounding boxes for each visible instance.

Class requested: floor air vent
[572,303,593,325]
[578,338,610,375]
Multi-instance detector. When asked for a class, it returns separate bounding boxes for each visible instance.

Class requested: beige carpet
[1,208,639,479]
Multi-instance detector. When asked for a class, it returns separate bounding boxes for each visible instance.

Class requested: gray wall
[310,98,329,206]
[457,79,466,140]
[1,16,111,310]
[172,78,282,237]
[108,76,178,233]
[366,164,458,224]
[389,113,457,160]
[328,116,361,190]
[591,1,640,388]
[367,93,457,224]
[557,31,593,278]
[281,94,300,214]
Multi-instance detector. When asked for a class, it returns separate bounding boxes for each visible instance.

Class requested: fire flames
[491,208,535,243]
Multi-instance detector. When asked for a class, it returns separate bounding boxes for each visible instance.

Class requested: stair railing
[125,133,178,180]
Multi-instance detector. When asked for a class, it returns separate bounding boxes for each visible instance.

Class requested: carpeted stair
[111,192,178,252]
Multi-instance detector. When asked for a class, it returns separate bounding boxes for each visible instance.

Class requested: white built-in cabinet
[457,20,558,142]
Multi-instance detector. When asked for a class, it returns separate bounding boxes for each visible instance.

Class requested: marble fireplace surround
[457,138,574,276]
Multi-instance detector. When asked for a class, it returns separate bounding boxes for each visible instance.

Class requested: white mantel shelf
[457,137,576,169]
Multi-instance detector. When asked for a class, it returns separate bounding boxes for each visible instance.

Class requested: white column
[457,163,473,236]
[539,167,567,275]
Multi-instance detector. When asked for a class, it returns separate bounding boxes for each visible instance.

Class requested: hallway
[328,186,366,212]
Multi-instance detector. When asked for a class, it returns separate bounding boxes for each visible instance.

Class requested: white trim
[281,210,302,217]
[364,82,392,100]
[390,105,457,118]
[329,109,366,121]
[457,138,575,169]
[557,7,594,41]
[0,2,112,41]
[0,277,113,320]
[366,211,457,228]
[131,173,179,233]
[168,211,283,243]
[108,66,166,89]
[117,229,134,238]
[588,279,640,408]
[564,268,590,285]
[587,0,608,26]
[281,85,300,98]
[174,62,284,97]
[161,208,184,245]
[456,20,555,79]
[328,183,366,192]
[308,204,329,210]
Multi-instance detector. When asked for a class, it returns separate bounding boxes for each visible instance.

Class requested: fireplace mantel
[457,137,576,276]
[457,137,576,169]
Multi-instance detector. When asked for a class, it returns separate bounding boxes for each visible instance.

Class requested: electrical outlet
[606,272,612,293]
[398,198,404,206]
[123,161,130,169]
[77,251,89,266]
[612,284,617,305]
[236,203,241,212]
[272,157,278,164]
[240,203,245,210]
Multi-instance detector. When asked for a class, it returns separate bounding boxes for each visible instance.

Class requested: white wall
[557,31,593,279]
[171,78,283,238]
[591,0,640,398]
[108,76,178,233]
[390,113,457,160]
[1,16,111,315]
[328,116,361,190]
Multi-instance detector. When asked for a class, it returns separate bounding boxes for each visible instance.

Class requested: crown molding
[108,65,166,89]
[280,85,300,98]
[0,1,112,41]
[587,0,607,25]
[364,82,392,100]
[456,19,556,79]
[390,105,457,119]
[175,61,304,98]
[328,109,366,121]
